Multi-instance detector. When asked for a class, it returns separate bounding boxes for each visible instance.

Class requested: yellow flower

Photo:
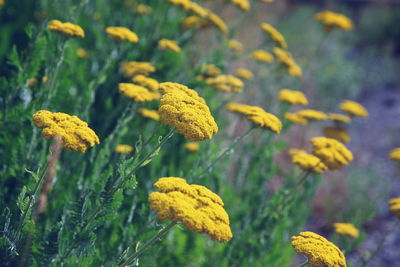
[116,144,134,154]
[252,49,274,63]
[389,198,400,218]
[48,20,85,38]
[181,16,209,30]
[148,177,233,242]
[228,39,244,53]
[339,100,368,118]
[42,76,49,83]
[207,12,228,35]
[278,89,308,105]
[158,82,218,141]
[188,2,209,17]
[333,223,360,238]
[231,0,250,12]
[289,149,327,173]
[235,68,254,80]
[118,83,159,102]
[120,61,156,77]
[159,39,181,53]
[0,0,4,7]
[310,137,353,170]
[323,126,350,143]
[105,27,139,43]
[315,11,353,32]
[203,64,221,77]
[135,4,152,15]
[27,78,38,87]
[131,75,159,92]
[389,148,400,161]
[137,108,160,121]
[297,109,328,120]
[185,142,199,153]
[260,23,287,49]
[168,0,191,10]
[32,110,99,152]
[76,48,87,59]
[226,102,282,133]
[328,113,351,124]
[284,112,308,125]
[291,231,346,267]
[206,75,244,93]
[273,47,302,78]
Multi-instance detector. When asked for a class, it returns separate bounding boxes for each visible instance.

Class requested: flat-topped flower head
[120,61,156,77]
[291,231,346,267]
[135,4,152,15]
[315,11,353,32]
[159,39,181,52]
[206,75,244,93]
[207,12,228,35]
[289,149,327,173]
[158,82,218,141]
[137,108,160,121]
[181,16,209,30]
[310,137,353,170]
[298,109,328,121]
[252,49,274,63]
[227,103,282,133]
[48,20,85,38]
[389,148,400,161]
[148,177,233,242]
[132,75,159,92]
[278,89,308,105]
[231,0,250,12]
[284,113,308,125]
[328,113,351,124]
[105,27,139,43]
[116,144,134,154]
[389,198,400,218]
[185,142,200,153]
[273,47,302,78]
[32,110,99,152]
[260,23,287,49]
[333,223,359,239]
[228,39,244,52]
[203,64,221,77]
[235,68,254,80]
[119,83,159,102]
[339,100,368,118]
[323,126,350,143]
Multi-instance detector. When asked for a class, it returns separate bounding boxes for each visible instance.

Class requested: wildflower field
[1,0,400,266]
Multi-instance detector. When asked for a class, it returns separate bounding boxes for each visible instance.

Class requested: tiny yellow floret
[106,26,139,43]
[339,100,368,118]
[310,137,353,170]
[48,20,85,38]
[116,144,134,154]
[333,223,359,239]
[278,89,308,105]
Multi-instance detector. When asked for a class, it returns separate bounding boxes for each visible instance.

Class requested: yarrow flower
[333,223,360,239]
[116,144,134,154]
[185,142,200,153]
[278,89,308,105]
[27,78,38,87]
[315,10,353,32]
[289,149,327,173]
[105,27,139,43]
[235,68,254,80]
[323,126,350,143]
[159,39,181,53]
[226,102,282,133]
[132,75,159,92]
[260,23,287,49]
[148,177,233,242]
[32,110,99,152]
[203,64,221,77]
[181,16,209,30]
[118,83,159,102]
[76,48,88,59]
[291,231,346,267]
[207,12,228,35]
[120,61,156,77]
[389,148,400,161]
[339,100,368,118]
[389,198,400,218]
[297,109,328,121]
[273,47,302,78]
[310,137,353,170]
[328,113,351,124]
[252,49,274,63]
[284,113,308,125]
[137,108,160,121]
[48,20,85,38]
[135,4,152,15]
[228,39,244,53]
[206,75,244,93]
[158,82,218,141]
[231,0,250,12]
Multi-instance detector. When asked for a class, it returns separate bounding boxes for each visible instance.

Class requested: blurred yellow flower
[132,75,159,92]
[48,20,85,38]
[76,48,88,59]
[119,83,159,102]
[168,0,191,10]
[323,126,350,143]
[206,75,244,93]
[235,68,254,80]
[135,4,152,15]
[328,113,351,124]
[203,64,221,77]
[116,144,134,154]
[0,0,4,7]
[260,23,287,49]
[149,177,233,242]
[284,113,308,125]
[278,89,308,105]
[297,109,328,120]
[32,110,99,152]
[231,0,250,12]
[207,12,228,35]
[158,82,218,141]
[333,223,359,238]
[158,39,181,52]
[106,27,139,43]
[339,100,368,118]
[252,49,274,63]
[228,39,244,53]
[310,137,353,170]
[273,47,302,78]
[315,10,353,32]
[137,108,160,121]
[291,231,346,267]
[189,2,209,17]
[389,148,400,161]
[185,142,199,153]
[389,198,400,218]
[42,76,49,83]
[120,61,156,77]
[289,149,327,173]
[181,16,209,30]
[27,78,38,87]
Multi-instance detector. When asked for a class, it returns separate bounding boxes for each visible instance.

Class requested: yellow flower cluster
[120,61,156,77]
[289,149,327,173]
[118,83,159,102]
[105,27,139,43]
[235,68,254,80]
[32,110,100,152]
[226,103,282,133]
[323,126,350,143]
[297,109,328,120]
[389,148,400,161]
[339,100,368,118]
[260,23,287,49]
[389,198,400,218]
[206,75,244,93]
[284,113,308,125]
[116,144,134,154]
[137,108,160,121]
[185,142,200,153]
[273,47,302,77]
[231,0,250,12]
[132,75,159,92]
[27,78,37,87]
[310,137,353,170]
[207,12,228,35]
[291,231,346,267]
[328,113,351,124]
[228,39,244,53]
[333,223,360,238]
[48,20,85,38]
[76,48,88,59]
[181,16,209,30]
[204,64,221,77]
[159,39,181,52]
[315,11,353,32]
[252,49,274,63]
[148,177,233,242]
[0,0,4,7]
[278,89,308,105]
[158,82,218,141]
[135,4,152,15]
